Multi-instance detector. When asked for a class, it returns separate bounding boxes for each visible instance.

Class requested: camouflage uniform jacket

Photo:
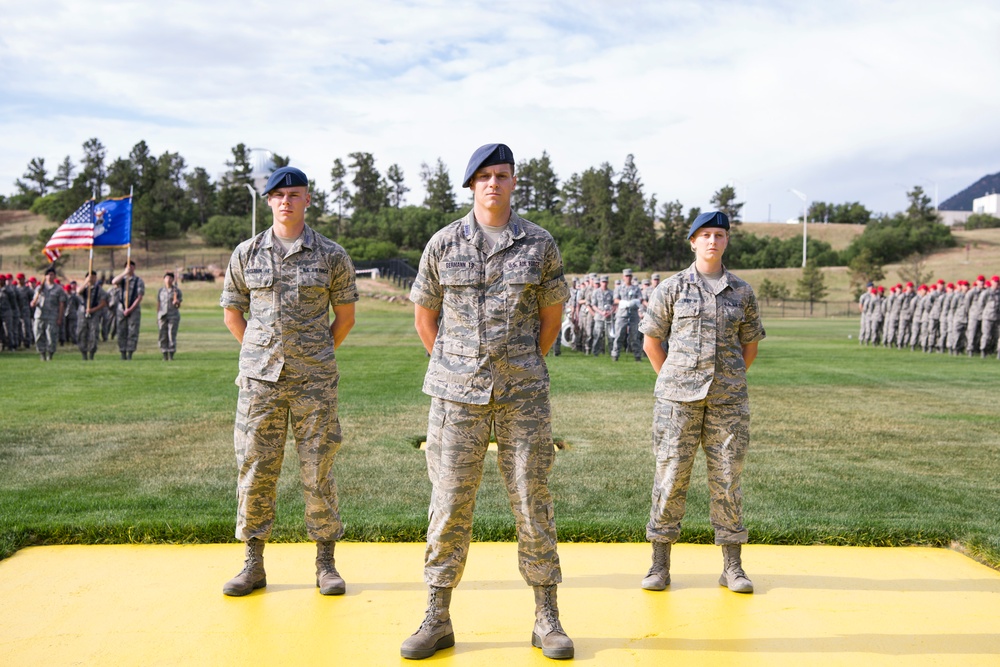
[221,224,359,383]
[639,262,765,404]
[409,210,570,405]
[81,284,108,312]
[158,286,183,319]
[33,283,65,321]
[116,275,145,311]
[589,287,615,321]
[981,286,1000,321]
[614,283,644,319]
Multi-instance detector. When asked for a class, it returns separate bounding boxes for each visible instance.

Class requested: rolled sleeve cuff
[220,293,249,313]
[536,277,570,309]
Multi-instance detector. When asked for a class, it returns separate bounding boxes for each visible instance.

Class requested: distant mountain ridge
[940,171,1000,211]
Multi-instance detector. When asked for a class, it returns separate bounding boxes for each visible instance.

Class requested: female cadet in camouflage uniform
[220,167,358,598]
[638,211,765,595]
[402,144,573,660]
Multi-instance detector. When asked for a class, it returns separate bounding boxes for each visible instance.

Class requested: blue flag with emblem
[92,196,132,248]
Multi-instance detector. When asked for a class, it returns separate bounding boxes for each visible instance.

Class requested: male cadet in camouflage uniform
[964,275,985,356]
[220,166,358,598]
[403,143,574,660]
[948,280,970,354]
[589,275,615,356]
[883,285,899,347]
[857,284,873,344]
[102,277,118,341]
[576,273,595,353]
[77,271,108,360]
[938,282,955,352]
[30,268,66,361]
[62,283,81,346]
[926,281,945,352]
[979,276,1000,357]
[638,211,765,595]
[112,261,144,360]
[16,273,33,348]
[157,272,183,361]
[612,268,644,361]
[895,282,916,348]
[0,274,15,350]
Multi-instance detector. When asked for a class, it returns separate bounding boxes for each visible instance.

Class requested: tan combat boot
[222,538,266,596]
[316,541,345,595]
[719,544,754,593]
[401,586,454,659]
[532,584,574,660]
[640,541,671,591]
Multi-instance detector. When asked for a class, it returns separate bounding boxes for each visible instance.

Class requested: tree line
[5,139,956,279]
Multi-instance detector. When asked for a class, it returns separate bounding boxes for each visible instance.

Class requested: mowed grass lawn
[1,280,998,568]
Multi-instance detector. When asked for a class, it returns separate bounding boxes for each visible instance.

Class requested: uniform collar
[262,224,315,252]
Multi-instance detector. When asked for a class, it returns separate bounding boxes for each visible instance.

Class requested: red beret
[992,275,1000,282]
[977,275,985,281]
[16,272,25,279]
[947,283,955,289]
[905,281,914,288]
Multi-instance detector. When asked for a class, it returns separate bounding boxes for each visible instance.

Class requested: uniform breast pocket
[441,267,481,322]
[667,300,701,368]
[245,272,274,309]
[297,268,330,312]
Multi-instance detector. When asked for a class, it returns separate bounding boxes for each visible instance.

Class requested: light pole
[790,189,808,268]
[244,183,257,238]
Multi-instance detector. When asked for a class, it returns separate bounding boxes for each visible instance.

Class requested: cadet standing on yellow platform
[638,211,765,595]
[402,143,573,661]
[220,166,358,598]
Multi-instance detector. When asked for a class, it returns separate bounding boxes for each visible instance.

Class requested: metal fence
[759,300,858,318]
[353,258,418,289]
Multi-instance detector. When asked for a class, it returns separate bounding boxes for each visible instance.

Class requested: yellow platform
[1,543,998,666]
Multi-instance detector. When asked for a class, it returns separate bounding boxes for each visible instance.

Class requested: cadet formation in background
[0,265,182,361]
[553,269,663,361]
[857,275,1000,358]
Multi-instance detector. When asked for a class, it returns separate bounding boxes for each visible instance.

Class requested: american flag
[43,200,95,261]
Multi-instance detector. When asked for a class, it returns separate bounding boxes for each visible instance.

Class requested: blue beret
[263,167,309,195]
[462,143,514,188]
[688,211,730,238]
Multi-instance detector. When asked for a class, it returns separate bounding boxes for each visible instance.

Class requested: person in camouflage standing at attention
[112,261,144,360]
[938,282,955,352]
[612,268,644,361]
[577,273,595,354]
[102,277,117,342]
[77,271,108,360]
[589,275,615,356]
[638,211,765,595]
[964,275,985,356]
[895,282,916,349]
[858,284,873,344]
[948,280,970,354]
[978,276,1000,357]
[157,271,183,361]
[926,280,945,352]
[16,273,33,349]
[402,144,573,661]
[220,166,358,599]
[63,283,81,347]
[0,274,15,350]
[30,268,66,361]
[883,284,899,347]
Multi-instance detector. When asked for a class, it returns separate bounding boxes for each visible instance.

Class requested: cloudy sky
[3,0,998,222]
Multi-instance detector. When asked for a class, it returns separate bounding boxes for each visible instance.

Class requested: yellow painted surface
[1,543,998,666]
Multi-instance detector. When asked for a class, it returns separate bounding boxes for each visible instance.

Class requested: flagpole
[123,186,133,312]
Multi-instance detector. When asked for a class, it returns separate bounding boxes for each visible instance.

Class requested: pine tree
[420,158,456,213]
[795,262,828,314]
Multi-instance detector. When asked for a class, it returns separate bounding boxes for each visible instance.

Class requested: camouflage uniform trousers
[647,397,750,545]
[965,318,982,354]
[33,317,59,357]
[158,313,180,354]
[590,318,611,356]
[118,310,141,353]
[613,310,642,360]
[78,315,101,355]
[577,308,593,353]
[21,308,34,348]
[234,371,344,542]
[980,319,998,356]
[0,309,15,350]
[948,321,967,353]
[423,396,562,588]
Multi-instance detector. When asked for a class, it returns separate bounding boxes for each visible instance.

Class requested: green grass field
[2,281,999,568]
